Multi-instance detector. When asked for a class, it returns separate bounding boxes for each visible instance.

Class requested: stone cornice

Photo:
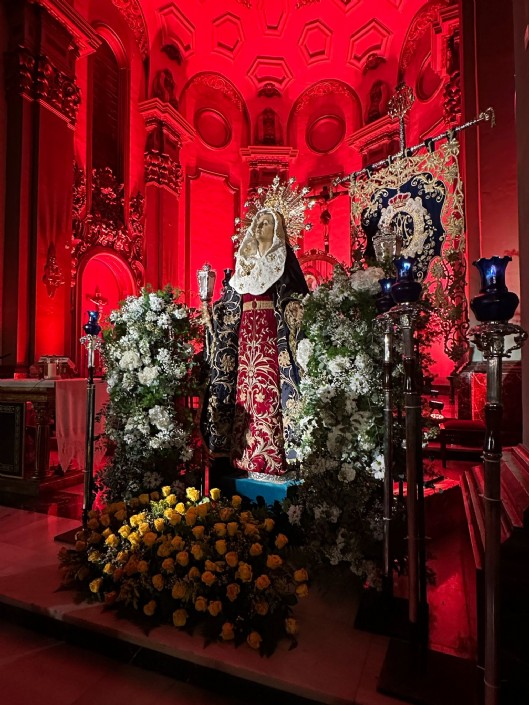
[239,145,299,164]
[28,0,101,57]
[138,98,196,144]
[347,114,401,155]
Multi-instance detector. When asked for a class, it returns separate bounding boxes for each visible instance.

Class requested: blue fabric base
[219,474,300,505]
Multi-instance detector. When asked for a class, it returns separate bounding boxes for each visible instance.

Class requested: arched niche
[76,249,137,374]
[179,71,250,149]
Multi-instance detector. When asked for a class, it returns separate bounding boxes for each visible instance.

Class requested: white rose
[119,350,141,371]
[296,338,313,372]
[138,366,159,386]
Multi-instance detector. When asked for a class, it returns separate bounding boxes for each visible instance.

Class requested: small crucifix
[86,286,108,315]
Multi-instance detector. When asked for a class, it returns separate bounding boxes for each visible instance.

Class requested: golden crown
[233,176,315,250]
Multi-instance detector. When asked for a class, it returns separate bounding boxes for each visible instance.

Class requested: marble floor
[0,458,477,705]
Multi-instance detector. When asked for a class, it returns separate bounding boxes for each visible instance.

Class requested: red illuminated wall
[0,0,522,388]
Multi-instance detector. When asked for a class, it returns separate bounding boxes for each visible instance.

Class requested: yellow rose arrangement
[58,487,309,655]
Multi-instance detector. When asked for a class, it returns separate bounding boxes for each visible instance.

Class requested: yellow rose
[118,525,131,539]
[254,601,269,616]
[249,543,262,557]
[129,514,140,527]
[129,497,140,509]
[88,509,99,520]
[231,495,242,508]
[191,543,204,561]
[175,502,186,515]
[296,583,309,598]
[143,532,157,548]
[275,533,288,550]
[240,511,252,523]
[75,540,87,552]
[101,528,112,539]
[225,551,239,568]
[172,609,188,627]
[247,631,262,650]
[157,542,172,558]
[176,551,190,567]
[164,509,181,526]
[99,514,111,527]
[213,522,226,537]
[219,508,233,521]
[226,583,240,602]
[237,562,252,582]
[138,522,150,536]
[89,578,103,593]
[88,550,100,563]
[244,523,259,537]
[87,518,99,530]
[116,550,129,564]
[221,622,235,641]
[201,571,217,587]
[114,509,127,522]
[215,539,227,556]
[103,562,113,575]
[186,487,201,503]
[88,532,102,545]
[171,581,187,599]
[152,574,164,591]
[204,560,218,572]
[227,522,239,537]
[285,618,298,635]
[255,574,271,590]
[266,554,283,570]
[162,558,175,573]
[188,566,200,580]
[150,491,160,501]
[114,501,126,512]
[138,560,149,574]
[124,556,139,575]
[143,600,157,617]
[113,567,124,581]
[294,568,309,583]
[171,535,184,551]
[185,508,198,527]
[208,600,222,617]
[210,488,221,501]
[154,518,165,533]
[139,494,150,506]
[194,596,208,612]
[196,502,210,517]
[192,525,205,540]
[161,485,172,497]
[263,518,275,532]
[165,494,177,507]
[105,533,120,548]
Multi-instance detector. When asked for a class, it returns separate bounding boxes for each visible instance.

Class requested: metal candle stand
[470,322,527,705]
[387,301,429,644]
[80,311,103,527]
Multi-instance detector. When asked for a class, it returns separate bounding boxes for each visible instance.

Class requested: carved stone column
[1,0,99,372]
[138,98,195,289]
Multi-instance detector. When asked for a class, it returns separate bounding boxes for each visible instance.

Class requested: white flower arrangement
[99,287,200,501]
[286,265,386,584]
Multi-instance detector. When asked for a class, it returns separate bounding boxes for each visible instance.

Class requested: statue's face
[254,212,275,249]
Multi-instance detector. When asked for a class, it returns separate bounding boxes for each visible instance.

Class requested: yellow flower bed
[59,487,308,655]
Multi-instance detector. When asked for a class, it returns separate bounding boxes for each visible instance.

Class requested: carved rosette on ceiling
[144,151,183,195]
[70,164,144,287]
[5,47,81,126]
[111,0,148,58]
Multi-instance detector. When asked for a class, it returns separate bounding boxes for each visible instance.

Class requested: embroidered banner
[349,138,469,367]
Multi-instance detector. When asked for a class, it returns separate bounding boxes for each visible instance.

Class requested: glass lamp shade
[471,256,519,322]
[376,277,396,314]
[197,263,217,302]
[391,256,422,304]
[373,227,400,263]
[83,310,101,336]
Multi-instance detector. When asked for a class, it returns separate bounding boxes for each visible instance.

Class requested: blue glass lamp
[83,310,101,336]
[391,256,422,304]
[470,256,519,322]
[376,277,396,314]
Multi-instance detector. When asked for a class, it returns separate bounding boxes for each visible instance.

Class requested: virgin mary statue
[201,203,309,479]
